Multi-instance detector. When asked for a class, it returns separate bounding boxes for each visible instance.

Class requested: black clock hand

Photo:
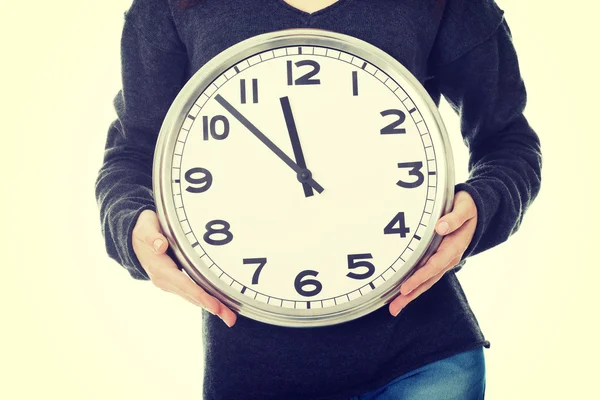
[214,94,324,193]
[280,96,314,197]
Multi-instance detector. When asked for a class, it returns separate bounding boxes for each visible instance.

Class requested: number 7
[243,257,267,285]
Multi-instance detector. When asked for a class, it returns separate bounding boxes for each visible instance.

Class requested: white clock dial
[154,29,453,327]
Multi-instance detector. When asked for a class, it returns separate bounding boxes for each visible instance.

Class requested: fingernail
[153,239,163,252]
[393,307,403,317]
[222,318,233,328]
[437,221,449,235]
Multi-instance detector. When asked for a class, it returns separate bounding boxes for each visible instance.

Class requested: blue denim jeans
[348,346,486,400]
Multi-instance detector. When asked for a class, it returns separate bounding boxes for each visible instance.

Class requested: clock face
[154,30,453,327]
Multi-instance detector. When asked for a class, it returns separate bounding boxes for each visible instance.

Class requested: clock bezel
[153,28,455,327]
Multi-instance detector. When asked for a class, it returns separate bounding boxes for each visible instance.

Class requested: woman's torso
[129,1,499,398]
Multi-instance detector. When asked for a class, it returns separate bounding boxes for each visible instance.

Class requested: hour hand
[280,96,314,197]
[214,94,324,194]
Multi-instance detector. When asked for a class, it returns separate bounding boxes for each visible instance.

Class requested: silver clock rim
[153,28,455,327]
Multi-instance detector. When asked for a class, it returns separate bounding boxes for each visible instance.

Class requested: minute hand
[214,94,324,193]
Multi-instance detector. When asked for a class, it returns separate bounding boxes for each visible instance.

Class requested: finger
[214,298,238,328]
[139,249,230,322]
[390,268,446,316]
[400,240,455,295]
[134,210,169,254]
[163,280,212,309]
[436,191,477,236]
[153,267,235,328]
[400,221,474,296]
[162,265,237,327]
[152,258,220,313]
[133,211,236,327]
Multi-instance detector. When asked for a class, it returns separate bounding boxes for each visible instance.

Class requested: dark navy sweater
[95,0,542,398]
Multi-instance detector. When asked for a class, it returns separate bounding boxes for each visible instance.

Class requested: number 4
[384,212,410,238]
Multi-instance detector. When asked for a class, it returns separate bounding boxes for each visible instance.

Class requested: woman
[95,0,542,398]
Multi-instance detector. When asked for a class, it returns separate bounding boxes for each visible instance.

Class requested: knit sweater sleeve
[94,0,188,280]
[428,11,543,259]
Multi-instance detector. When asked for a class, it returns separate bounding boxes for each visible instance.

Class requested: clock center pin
[297,168,312,183]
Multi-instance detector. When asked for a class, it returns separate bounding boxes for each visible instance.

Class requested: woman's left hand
[389,190,478,316]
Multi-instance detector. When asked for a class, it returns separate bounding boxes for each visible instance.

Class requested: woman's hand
[389,190,478,317]
[132,209,237,327]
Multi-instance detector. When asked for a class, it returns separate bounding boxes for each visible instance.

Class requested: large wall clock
[153,28,455,327]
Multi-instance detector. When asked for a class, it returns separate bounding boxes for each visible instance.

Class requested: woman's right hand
[132,209,237,327]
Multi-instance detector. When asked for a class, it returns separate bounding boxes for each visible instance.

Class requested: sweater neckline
[275,0,351,18]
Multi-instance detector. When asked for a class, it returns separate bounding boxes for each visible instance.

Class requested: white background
[1,0,598,399]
